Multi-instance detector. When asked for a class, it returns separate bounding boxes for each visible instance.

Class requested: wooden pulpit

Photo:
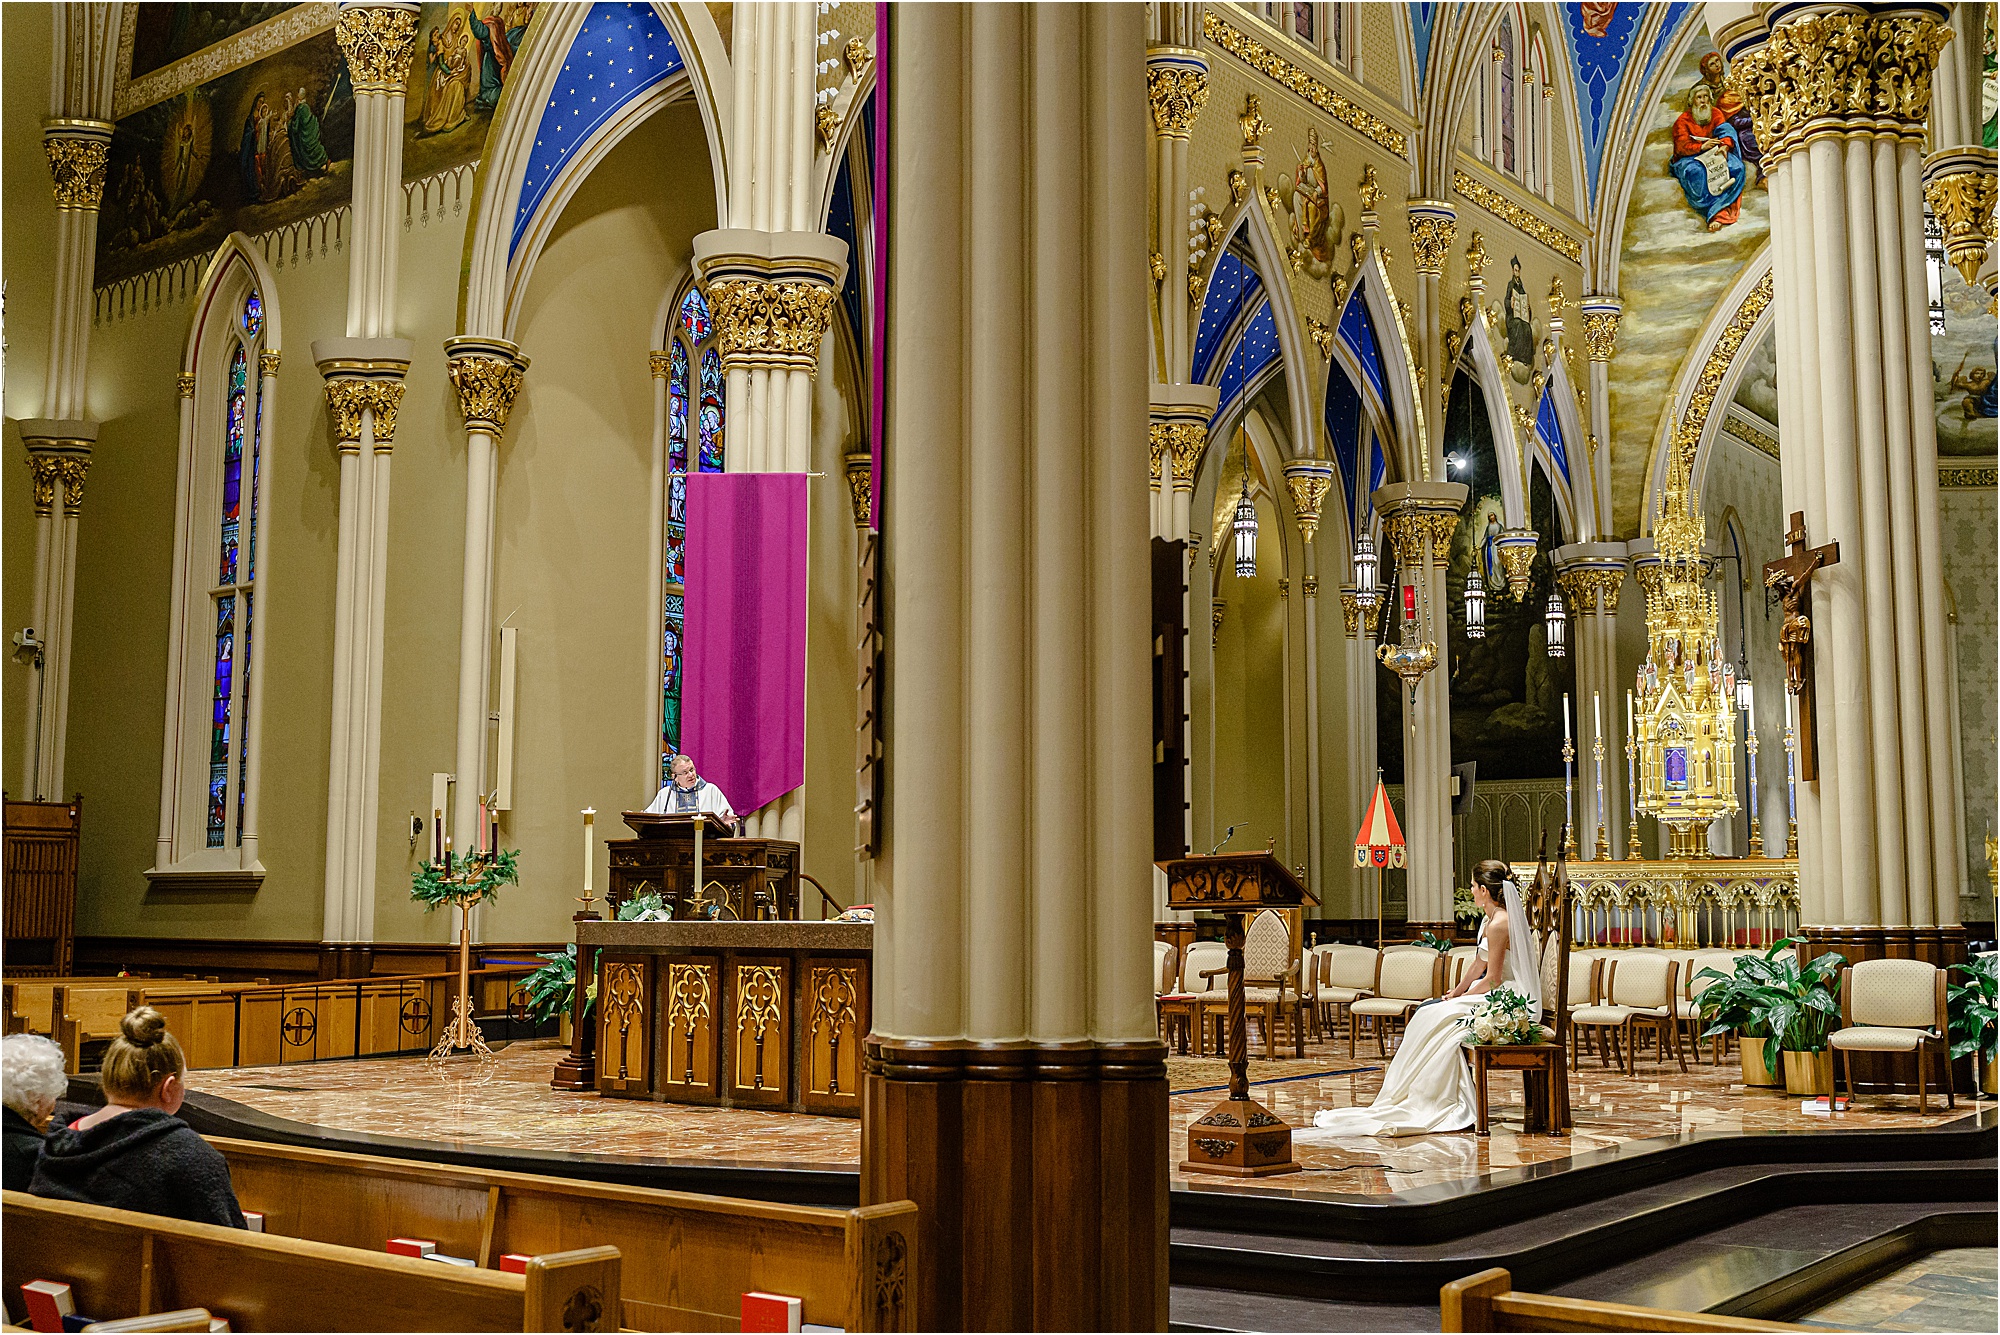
[1158,851,1317,1177]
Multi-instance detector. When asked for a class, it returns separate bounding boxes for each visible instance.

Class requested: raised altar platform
[578,919,870,1116]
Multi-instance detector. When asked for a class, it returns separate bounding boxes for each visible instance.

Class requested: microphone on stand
[1208,824,1238,856]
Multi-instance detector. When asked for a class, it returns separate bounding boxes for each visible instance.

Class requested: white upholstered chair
[1317,945,1379,1044]
[1348,948,1443,1058]
[1153,940,1178,997]
[1236,909,1307,1059]
[1570,952,1683,1076]
[1831,959,1954,1114]
[1181,940,1230,1056]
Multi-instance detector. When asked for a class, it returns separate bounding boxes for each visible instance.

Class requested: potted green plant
[1948,953,1997,1096]
[1697,936,1844,1091]
[1415,929,1455,953]
[1694,953,1780,1087]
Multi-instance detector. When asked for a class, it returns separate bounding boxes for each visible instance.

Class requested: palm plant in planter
[1696,936,1844,1092]
[1948,953,1997,1095]
[522,944,596,1033]
[1695,953,1778,1087]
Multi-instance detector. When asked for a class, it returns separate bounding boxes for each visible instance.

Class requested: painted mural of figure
[288,86,329,176]
[1290,127,1332,265]
[1670,82,1748,231]
[1481,513,1502,588]
[470,11,508,109]
[1950,355,1999,421]
[1697,52,1762,184]
[1504,256,1534,367]
[171,121,198,205]
[1579,2,1617,38]
[421,17,474,134]
[238,95,267,203]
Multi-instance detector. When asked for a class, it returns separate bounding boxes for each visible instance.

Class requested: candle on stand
[1784,689,1795,732]
[477,797,488,856]
[1626,689,1634,733]
[489,802,499,858]
[582,808,596,894]
[433,808,443,864]
[444,833,453,876]
[1563,692,1572,741]
[1593,691,1602,742]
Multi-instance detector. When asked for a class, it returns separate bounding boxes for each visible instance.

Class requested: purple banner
[683,472,808,818]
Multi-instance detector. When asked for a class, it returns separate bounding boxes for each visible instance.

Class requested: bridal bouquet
[1458,986,1550,1046]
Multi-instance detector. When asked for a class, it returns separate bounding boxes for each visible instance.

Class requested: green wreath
[410,849,520,910]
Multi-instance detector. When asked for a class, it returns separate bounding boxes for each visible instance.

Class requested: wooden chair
[1347,948,1443,1058]
[1205,908,1305,1059]
[1569,953,1683,1076]
[1152,940,1178,996]
[1830,959,1955,1114]
[1441,1267,1822,1332]
[4,1192,622,1332]
[1316,944,1378,1045]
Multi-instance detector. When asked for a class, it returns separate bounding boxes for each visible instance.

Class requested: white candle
[583,808,596,893]
[1562,692,1571,741]
[1784,691,1795,732]
[1593,691,1602,743]
[1626,689,1634,734]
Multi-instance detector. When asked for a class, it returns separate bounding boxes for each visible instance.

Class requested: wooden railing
[6,964,543,1073]
[1442,1268,1821,1332]
[212,1136,918,1331]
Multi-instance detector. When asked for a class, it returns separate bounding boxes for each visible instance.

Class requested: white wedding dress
[1298,883,1543,1139]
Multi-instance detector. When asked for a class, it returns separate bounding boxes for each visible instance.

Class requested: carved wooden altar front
[577,919,870,1116]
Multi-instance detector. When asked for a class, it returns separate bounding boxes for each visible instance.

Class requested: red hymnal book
[21,1281,75,1333]
[386,1238,436,1258]
[741,1292,803,1333]
[498,1254,533,1275]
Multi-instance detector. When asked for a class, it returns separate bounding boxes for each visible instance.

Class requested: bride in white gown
[1297,859,1542,1139]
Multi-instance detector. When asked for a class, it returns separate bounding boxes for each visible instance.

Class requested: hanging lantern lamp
[1353,531,1378,608]
[1233,478,1258,579]
[1463,571,1487,639]
[1545,590,1567,658]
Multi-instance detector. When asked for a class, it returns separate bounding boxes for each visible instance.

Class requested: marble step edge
[1707,1208,1999,1322]
[1166,1161,1993,1302]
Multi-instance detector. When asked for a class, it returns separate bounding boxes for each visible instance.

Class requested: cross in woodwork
[1762,512,1839,781]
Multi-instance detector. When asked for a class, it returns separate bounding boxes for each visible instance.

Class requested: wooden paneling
[803,958,867,1114]
[595,955,653,1095]
[729,957,791,1105]
[3,797,82,976]
[660,957,720,1098]
[206,1137,918,1331]
[2,1191,620,1332]
[72,938,566,985]
[861,1038,1168,1333]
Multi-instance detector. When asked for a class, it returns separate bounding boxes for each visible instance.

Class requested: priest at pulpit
[646,752,738,822]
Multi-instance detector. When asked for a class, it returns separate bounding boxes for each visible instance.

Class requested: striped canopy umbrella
[1353,778,1407,868]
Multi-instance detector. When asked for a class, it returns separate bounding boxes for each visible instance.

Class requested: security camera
[10,628,43,667]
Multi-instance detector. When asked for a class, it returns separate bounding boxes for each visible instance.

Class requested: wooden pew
[211,1136,919,1331]
[3,1192,620,1332]
[53,983,261,1074]
[4,977,196,1037]
[1441,1268,1824,1332]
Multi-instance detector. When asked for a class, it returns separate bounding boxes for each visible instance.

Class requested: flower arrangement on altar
[1458,986,1551,1046]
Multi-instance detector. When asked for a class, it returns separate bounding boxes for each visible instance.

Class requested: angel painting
[1277,128,1341,277]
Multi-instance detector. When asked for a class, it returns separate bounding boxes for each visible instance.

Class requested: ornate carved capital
[845,456,873,528]
[648,350,672,379]
[1581,307,1620,362]
[1923,160,1999,285]
[24,449,90,517]
[1557,566,1625,615]
[1302,574,1319,599]
[1146,61,1210,138]
[1497,529,1539,600]
[1151,420,1208,489]
[1407,203,1456,276]
[41,121,113,211]
[335,4,421,95]
[26,456,60,517]
[1340,590,1363,638]
[447,353,526,433]
[1283,470,1333,543]
[1736,10,1952,165]
[323,378,407,450]
[177,372,197,398]
[256,350,281,378]
[1382,510,1458,567]
[707,277,838,371]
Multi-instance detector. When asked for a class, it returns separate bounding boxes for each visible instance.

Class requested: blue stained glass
[246,353,262,582]
[218,346,246,585]
[207,596,236,847]
[668,340,689,473]
[679,287,712,340]
[237,592,252,845]
[241,291,263,338]
[668,473,686,527]
[665,524,685,586]
[698,346,723,471]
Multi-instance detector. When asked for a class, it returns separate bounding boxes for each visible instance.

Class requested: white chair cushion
[1325,945,1380,991]
[1848,959,1939,1030]
[1570,1003,1666,1024]
[1321,986,1372,1005]
[1375,948,1440,1001]
[1830,1025,1931,1052]
[1350,996,1419,1017]
[1241,986,1298,1005]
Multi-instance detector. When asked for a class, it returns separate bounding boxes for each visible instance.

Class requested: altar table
[577,919,870,1116]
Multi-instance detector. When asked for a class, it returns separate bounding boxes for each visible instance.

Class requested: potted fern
[1948,953,1997,1096]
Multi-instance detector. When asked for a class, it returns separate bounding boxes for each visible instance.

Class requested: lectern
[1158,851,1316,1177]
[608,812,799,919]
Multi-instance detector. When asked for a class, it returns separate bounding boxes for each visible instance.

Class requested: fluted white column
[1146,44,1208,538]
[1722,3,1963,955]
[1555,546,1629,861]
[1580,299,1620,537]
[316,1,418,950]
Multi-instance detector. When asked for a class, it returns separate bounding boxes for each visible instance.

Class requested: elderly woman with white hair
[3,1032,67,1189]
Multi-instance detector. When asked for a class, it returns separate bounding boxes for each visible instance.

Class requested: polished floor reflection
[190,1034,1987,1193]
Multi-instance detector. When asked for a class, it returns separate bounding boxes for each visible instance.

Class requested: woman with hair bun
[29,1007,245,1227]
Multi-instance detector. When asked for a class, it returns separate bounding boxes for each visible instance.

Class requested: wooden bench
[4,977,197,1037]
[53,983,265,1074]
[1442,1268,1823,1332]
[211,1136,919,1331]
[3,1191,620,1332]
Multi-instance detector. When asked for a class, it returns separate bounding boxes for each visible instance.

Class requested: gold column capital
[707,277,838,372]
[42,120,113,211]
[1736,9,1952,166]
[1382,509,1458,566]
[445,340,528,434]
[1282,463,1334,543]
[335,3,421,95]
[1149,419,1209,490]
[22,442,92,518]
[648,350,673,379]
[1146,49,1210,138]
[258,350,282,378]
[178,372,198,398]
[1556,565,1625,615]
[1407,201,1456,276]
[322,376,407,452]
[1922,150,1999,285]
[1580,300,1622,362]
[844,454,874,529]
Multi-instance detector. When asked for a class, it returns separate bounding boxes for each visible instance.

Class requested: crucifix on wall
[1762,512,1839,780]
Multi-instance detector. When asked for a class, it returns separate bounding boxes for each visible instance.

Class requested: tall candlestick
[433,808,443,864]
[1563,692,1572,741]
[1782,720,1798,857]
[1591,692,1608,861]
[1745,728,1762,855]
[478,797,488,856]
[582,808,595,894]
[1626,688,1633,734]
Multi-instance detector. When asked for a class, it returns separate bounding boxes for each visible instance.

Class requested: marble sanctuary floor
[186,1035,1990,1198]
[1798,1247,1999,1332]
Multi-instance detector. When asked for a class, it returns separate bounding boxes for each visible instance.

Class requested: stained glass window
[241,291,263,338]
[218,347,245,585]
[207,596,235,847]
[1497,17,1516,176]
[660,284,725,775]
[1292,2,1313,44]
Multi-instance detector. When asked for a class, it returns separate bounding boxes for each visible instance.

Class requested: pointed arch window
[152,257,275,887]
[660,284,726,780]
[1496,15,1517,177]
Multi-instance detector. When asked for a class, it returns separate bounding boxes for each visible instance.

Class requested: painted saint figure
[1949,355,1999,422]
[421,16,474,134]
[1504,257,1534,368]
[1670,82,1748,231]
[1696,52,1762,184]
[288,85,329,175]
